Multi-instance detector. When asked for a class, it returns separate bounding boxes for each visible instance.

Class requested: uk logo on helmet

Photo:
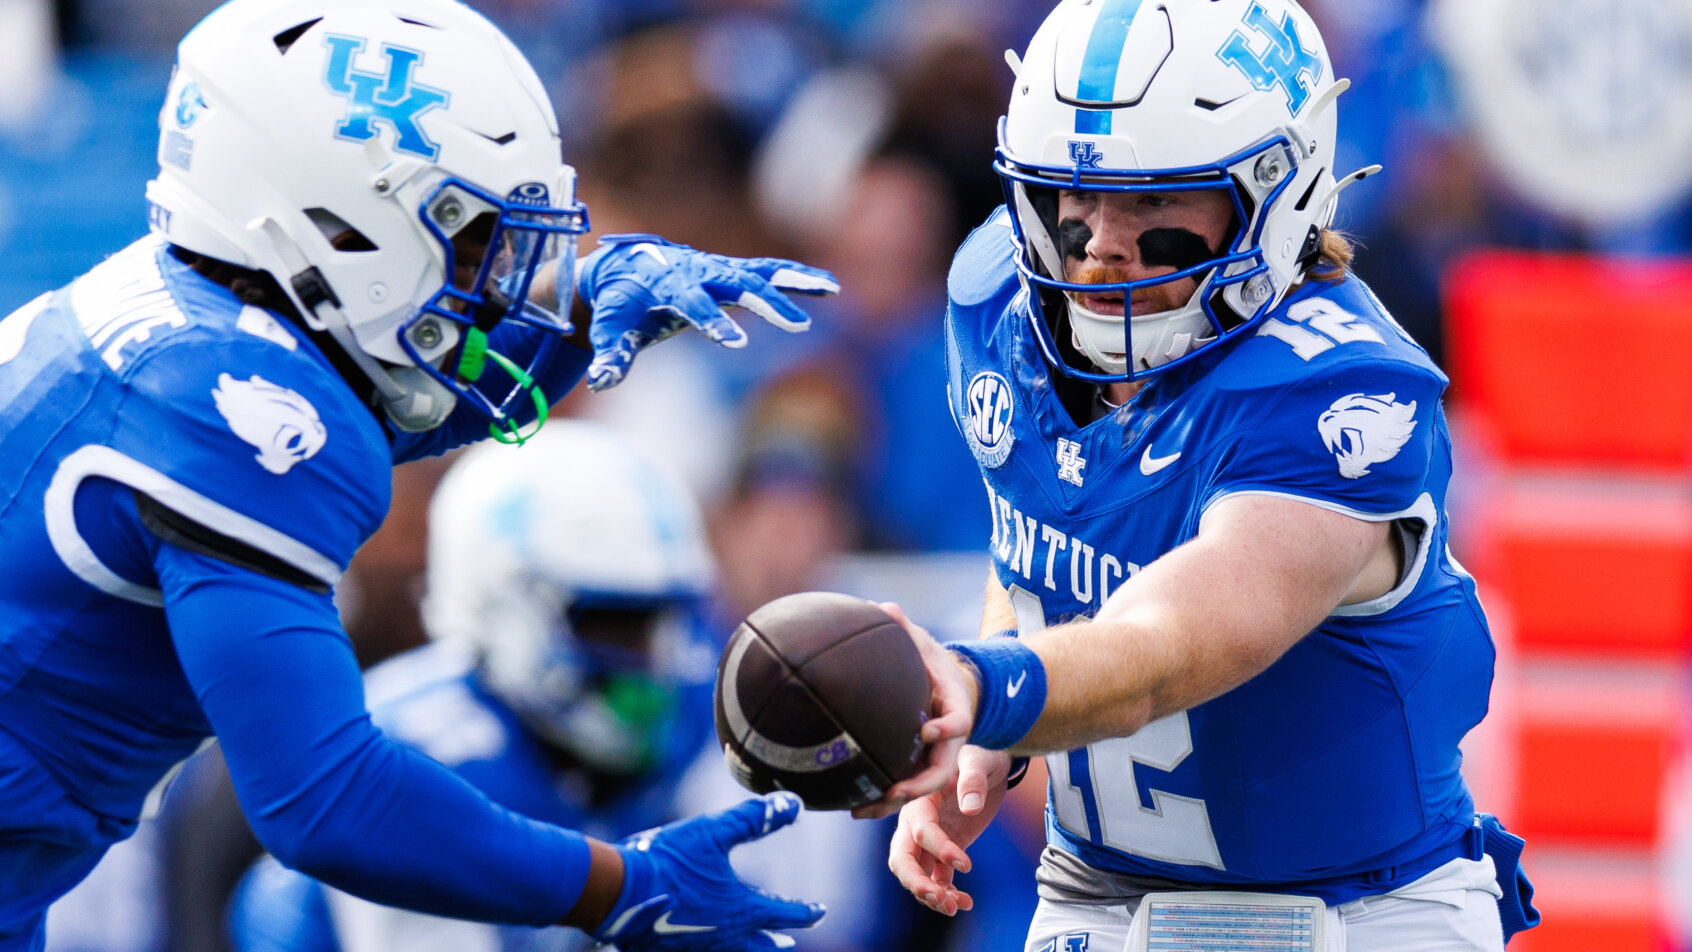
[322,34,451,160]
[1216,2,1323,114]
[175,83,206,128]
[1068,141,1104,170]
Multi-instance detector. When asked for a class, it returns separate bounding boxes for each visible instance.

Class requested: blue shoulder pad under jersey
[63,238,391,590]
[947,206,1021,309]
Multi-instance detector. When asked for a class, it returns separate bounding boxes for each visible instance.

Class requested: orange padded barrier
[1511,662,1682,847]
[1478,477,1692,659]
[1505,848,1660,952]
[1447,252,1692,469]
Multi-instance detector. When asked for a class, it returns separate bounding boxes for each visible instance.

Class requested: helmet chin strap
[1066,297,1130,375]
[254,217,455,431]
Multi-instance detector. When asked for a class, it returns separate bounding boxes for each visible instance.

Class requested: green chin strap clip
[458,327,490,383]
[458,329,548,445]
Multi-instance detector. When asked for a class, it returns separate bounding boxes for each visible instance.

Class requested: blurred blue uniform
[229,640,713,952]
[945,210,1493,902]
[0,237,592,948]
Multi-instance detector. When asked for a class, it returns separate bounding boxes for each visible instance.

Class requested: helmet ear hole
[305,208,378,252]
[1293,170,1325,213]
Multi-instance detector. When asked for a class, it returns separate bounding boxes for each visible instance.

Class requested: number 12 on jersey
[1008,585,1225,870]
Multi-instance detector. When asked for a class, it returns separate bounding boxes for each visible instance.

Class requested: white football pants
[1023,856,1506,952]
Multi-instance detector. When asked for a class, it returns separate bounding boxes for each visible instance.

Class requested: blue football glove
[575,234,839,392]
[590,792,826,951]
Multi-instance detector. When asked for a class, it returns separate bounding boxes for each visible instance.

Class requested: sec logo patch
[964,371,1016,469]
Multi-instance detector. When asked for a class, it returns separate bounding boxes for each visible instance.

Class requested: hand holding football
[713,592,931,811]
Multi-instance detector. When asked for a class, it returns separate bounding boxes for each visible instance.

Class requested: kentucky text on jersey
[985,481,1141,611]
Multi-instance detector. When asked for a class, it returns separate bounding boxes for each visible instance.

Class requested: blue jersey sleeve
[157,542,592,926]
[105,323,392,587]
[1206,359,1444,519]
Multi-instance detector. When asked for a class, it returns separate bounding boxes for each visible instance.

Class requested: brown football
[714,592,930,810]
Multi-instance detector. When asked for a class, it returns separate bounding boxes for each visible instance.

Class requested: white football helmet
[998,0,1377,382]
[422,421,717,775]
[147,0,589,432]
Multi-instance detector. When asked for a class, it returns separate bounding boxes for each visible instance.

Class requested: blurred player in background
[0,0,840,948]
[228,422,719,952]
[863,1,1540,949]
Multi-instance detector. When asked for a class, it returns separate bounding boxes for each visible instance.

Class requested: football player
[863,1,1539,949]
[0,0,833,949]
[228,421,721,952]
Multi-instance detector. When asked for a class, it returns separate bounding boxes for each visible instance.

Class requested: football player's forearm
[1005,497,1388,754]
[1008,614,1164,753]
[560,838,624,930]
[161,546,595,925]
[979,571,1019,637]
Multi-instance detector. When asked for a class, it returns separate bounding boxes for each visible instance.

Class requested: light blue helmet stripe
[1075,109,1111,135]
[1073,0,1145,135]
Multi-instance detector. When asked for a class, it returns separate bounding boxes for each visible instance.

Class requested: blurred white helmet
[423,421,718,775]
[998,0,1376,382]
[147,0,589,432]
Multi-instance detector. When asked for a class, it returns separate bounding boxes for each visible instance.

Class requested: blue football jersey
[0,237,390,822]
[944,210,1494,902]
[0,237,594,939]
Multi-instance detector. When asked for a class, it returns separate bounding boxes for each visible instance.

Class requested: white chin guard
[1066,296,1214,376]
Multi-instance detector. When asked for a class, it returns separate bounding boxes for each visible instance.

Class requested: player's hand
[887,746,1012,916]
[851,603,978,820]
[590,792,826,951]
[576,234,839,391]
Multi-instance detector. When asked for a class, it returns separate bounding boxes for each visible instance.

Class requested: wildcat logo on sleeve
[964,371,1017,468]
[1317,392,1416,479]
[212,373,328,475]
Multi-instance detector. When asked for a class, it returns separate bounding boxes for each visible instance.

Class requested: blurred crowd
[4,0,1691,950]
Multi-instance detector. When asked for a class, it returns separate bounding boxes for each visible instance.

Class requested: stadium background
[0,0,1688,949]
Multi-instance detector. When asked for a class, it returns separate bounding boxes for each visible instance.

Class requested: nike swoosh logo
[1140,447,1181,476]
[653,912,716,935]
[1006,670,1028,698]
